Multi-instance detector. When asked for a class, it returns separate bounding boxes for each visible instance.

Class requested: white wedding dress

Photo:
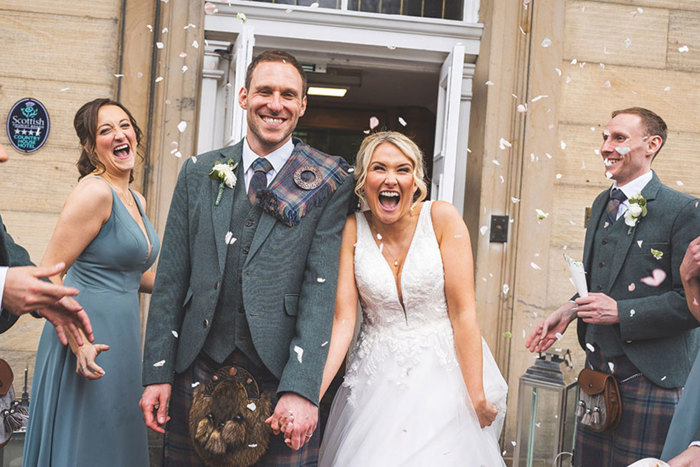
[319,202,508,467]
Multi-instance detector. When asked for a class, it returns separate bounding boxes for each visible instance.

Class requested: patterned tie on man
[248,157,273,204]
[605,188,627,225]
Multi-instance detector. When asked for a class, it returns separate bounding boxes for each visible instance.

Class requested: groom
[139,50,354,464]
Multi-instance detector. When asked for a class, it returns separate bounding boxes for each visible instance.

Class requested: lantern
[513,350,578,467]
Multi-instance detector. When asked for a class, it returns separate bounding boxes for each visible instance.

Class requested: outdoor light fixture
[513,350,578,467]
[307,86,348,97]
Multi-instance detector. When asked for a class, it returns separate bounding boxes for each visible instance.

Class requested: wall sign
[6,98,50,153]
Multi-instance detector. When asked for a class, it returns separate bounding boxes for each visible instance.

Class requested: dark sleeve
[0,215,34,333]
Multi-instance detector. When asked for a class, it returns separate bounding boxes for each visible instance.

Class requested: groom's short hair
[245,50,308,96]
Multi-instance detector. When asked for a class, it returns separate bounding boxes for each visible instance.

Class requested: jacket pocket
[284,294,299,316]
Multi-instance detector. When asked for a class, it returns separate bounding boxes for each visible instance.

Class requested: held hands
[265,393,317,451]
[3,262,94,345]
[139,384,172,434]
[473,398,498,428]
[74,343,109,380]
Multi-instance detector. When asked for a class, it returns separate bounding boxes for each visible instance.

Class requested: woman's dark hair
[74,98,143,182]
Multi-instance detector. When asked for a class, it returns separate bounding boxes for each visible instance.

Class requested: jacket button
[602,239,608,245]
[242,247,249,254]
[203,319,209,328]
[214,281,220,290]
[238,276,242,284]
[599,261,605,267]
[245,219,254,227]
[596,285,602,290]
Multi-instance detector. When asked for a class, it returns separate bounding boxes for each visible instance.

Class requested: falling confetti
[541,38,552,47]
[248,444,258,448]
[517,104,528,113]
[192,382,200,388]
[555,332,563,341]
[535,209,549,220]
[247,402,257,411]
[376,233,383,240]
[177,121,187,133]
[530,262,541,270]
[637,240,643,248]
[586,343,595,352]
[503,284,510,294]
[628,283,635,292]
[492,159,501,166]
[531,94,548,102]
[204,3,218,14]
[661,376,667,381]
[60,87,70,92]
[615,146,631,155]
[624,38,632,48]
[679,45,689,53]
[369,116,379,129]
[225,232,237,245]
[310,2,319,7]
[651,249,663,260]
[630,309,636,317]
[603,80,611,88]
[485,80,495,86]
[560,140,567,150]
[664,86,671,92]
[321,341,329,347]
[293,345,304,363]
[605,171,613,179]
[499,138,512,150]
[555,67,562,76]
[172,330,179,338]
[155,76,164,83]
[608,362,615,373]
[479,225,488,236]
[676,180,684,186]
[640,269,666,287]
[511,197,520,203]
[237,12,247,22]
[503,331,513,339]
[182,65,189,73]
[114,73,124,78]
[156,42,164,49]
[317,277,326,283]
[192,156,198,163]
[192,40,199,48]
[153,360,166,367]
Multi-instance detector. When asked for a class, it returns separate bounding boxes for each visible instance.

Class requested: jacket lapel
[583,192,607,274]
[212,144,243,275]
[605,171,661,291]
[245,212,277,265]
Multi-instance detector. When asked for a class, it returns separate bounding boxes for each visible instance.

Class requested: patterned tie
[247,157,273,204]
[606,188,627,225]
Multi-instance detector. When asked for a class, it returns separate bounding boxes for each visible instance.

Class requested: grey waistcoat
[203,180,264,367]
[586,212,627,357]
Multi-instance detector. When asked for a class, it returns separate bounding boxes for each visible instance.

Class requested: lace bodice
[344,202,458,393]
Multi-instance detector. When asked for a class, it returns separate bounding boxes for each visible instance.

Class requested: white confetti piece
[293,345,304,363]
[177,121,187,133]
[511,441,517,447]
[511,197,520,203]
[571,59,577,65]
[247,402,257,411]
[179,52,188,58]
[531,94,548,102]
[661,376,667,381]
[630,309,636,317]
[586,343,595,352]
[676,180,684,186]
[192,156,198,163]
[535,209,549,220]
[664,86,671,92]
[555,332,563,341]
[485,80,495,86]
[624,38,632,48]
[155,76,164,83]
[225,232,237,245]
[191,381,200,388]
[628,283,635,292]
[556,173,562,179]
[492,159,501,166]
[603,80,611,88]
[679,45,689,53]
[376,233,382,240]
[192,40,199,48]
[530,262,541,270]
[541,38,552,47]
[137,72,144,78]
[637,7,643,13]
[454,234,463,238]
[184,23,196,29]
[608,362,615,373]
[162,27,168,33]
[555,67,562,76]
[60,87,70,92]
[499,138,512,150]
[317,277,326,283]
[146,24,153,31]
[615,146,631,155]
[153,360,166,367]
[171,330,179,338]
[237,12,247,22]
[517,104,528,113]
[605,171,613,179]
[321,341,329,347]
[479,225,488,236]
[248,444,258,448]
[637,240,643,248]
[114,73,124,78]
[310,2,319,7]
[640,269,666,287]
[502,284,510,294]
[369,116,379,129]
[398,117,407,126]
[347,167,354,173]
[173,151,182,158]
[560,140,567,150]
[182,65,188,73]
[156,42,164,49]
[204,3,218,14]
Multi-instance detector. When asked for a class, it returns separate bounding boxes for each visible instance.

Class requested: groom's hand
[266,393,317,451]
[140,383,171,434]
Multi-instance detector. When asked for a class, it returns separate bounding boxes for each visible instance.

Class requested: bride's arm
[319,215,359,399]
[432,201,498,428]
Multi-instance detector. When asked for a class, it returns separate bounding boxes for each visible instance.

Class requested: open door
[224,26,255,146]
[431,44,464,203]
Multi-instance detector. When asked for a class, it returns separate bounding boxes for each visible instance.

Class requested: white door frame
[198,3,482,212]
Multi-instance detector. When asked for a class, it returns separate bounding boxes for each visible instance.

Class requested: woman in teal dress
[23,98,160,466]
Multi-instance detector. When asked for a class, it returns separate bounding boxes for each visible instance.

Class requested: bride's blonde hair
[353,131,428,208]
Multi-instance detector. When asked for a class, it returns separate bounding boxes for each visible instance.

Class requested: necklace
[102,177,133,206]
[373,231,401,269]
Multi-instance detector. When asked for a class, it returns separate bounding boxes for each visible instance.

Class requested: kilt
[162,351,320,466]
[574,353,682,467]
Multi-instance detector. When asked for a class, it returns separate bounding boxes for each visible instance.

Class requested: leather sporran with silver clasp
[576,368,622,432]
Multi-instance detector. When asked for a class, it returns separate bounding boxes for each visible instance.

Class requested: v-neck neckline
[102,179,153,264]
[363,202,427,312]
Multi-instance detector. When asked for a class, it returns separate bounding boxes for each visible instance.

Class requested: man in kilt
[526,108,700,466]
[139,50,354,465]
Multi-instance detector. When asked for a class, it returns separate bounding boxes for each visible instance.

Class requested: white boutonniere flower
[209,159,238,206]
[623,193,647,234]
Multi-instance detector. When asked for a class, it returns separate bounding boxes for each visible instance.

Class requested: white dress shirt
[610,170,653,220]
[241,138,294,192]
[0,266,7,308]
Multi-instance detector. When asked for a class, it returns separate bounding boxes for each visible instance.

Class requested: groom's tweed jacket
[142,139,354,404]
[0,213,33,333]
[577,172,700,388]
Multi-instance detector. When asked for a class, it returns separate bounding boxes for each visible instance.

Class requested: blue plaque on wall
[6,98,50,153]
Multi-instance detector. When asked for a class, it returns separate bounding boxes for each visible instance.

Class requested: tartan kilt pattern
[163,353,320,467]
[574,372,682,466]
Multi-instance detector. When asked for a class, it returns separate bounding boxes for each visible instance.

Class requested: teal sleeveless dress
[23,179,160,466]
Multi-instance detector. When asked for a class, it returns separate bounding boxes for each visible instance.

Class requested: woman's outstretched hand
[74,343,110,380]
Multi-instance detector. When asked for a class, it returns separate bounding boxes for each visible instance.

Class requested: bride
[318,131,507,466]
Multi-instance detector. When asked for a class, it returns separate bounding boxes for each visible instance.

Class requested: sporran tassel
[576,400,586,418]
[591,407,601,426]
[581,408,592,426]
